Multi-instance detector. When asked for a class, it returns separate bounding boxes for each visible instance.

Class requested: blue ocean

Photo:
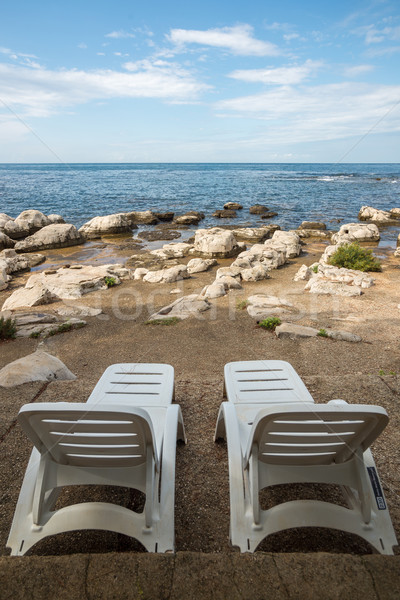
[0,163,399,245]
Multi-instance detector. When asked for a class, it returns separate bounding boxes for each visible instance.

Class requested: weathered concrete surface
[0,552,399,599]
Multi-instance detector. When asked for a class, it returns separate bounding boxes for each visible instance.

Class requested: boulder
[133,268,150,280]
[224,202,243,210]
[4,209,51,239]
[297,229,332,240]
[275,323,319,340]
[270,230,301,258]
[55,304,102,317]
[216,275,242,290]
[260,211,278,219]
[47,214,65,224]
[143,265,190,284]
[249,204,269,215]
[246,295,297,320]
[193,228,240,258]
[2,282,57,310]
[390,208,400,219]
[153,211,174,222]
[200,282,226,299]
[358,206,394,224]
[150,242,193,260]
[174,212,204,225]
[0,231,15,250]
[298,221,326,230]
[305,279,362,296]
[212,209,237,218]
[215,266,242,279]
[232,225,279,243]
[14,224,85,253]
[315,263,375,288]
[0,350,76,388]
[326,330,361,343]
[0,213,13,229]
[240,263,270,282]
[127,210,159,225]
[293,264,314,281]
[331,223,380,244]
[2,264,127,310]
[0,249,29,274]
[79,213,135,238]
[137,230,180,242]
[0,266,9,290]
[187,258,217,274]
[148,294,210,320]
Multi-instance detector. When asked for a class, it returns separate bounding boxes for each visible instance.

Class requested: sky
[0,0,399,163]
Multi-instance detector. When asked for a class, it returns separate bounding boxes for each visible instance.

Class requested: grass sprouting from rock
[104,276,117,287]
[328,243,381,272]
[0,317,17,340]
[259,317,281,331]
[318,328,328,337]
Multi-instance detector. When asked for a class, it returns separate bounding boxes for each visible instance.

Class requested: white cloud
[343,64,374,77]
[228,60,322,85]
[78,43,87,49]
[215,83,400,143]
[0,61,210,117]
[353,24,400,45]
[105,30,135,39]
[167,24,280,56]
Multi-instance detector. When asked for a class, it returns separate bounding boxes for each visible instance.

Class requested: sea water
[0,163,399,245]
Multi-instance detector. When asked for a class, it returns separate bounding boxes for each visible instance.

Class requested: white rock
[246,294,296,319]
[55,304,102,317]
[150,242,193,259]
[133,268,149,280]
[275,323,319,339]
[293,264,313,281]
[14,224,84,252]
[187,258,217,274]
[0,350,76,387]
[0,213,14,229]
[148,294,210,320]
[127,210,158,225]
[0,249,29,274]
[4,210,51,239]
[316,263,375,288]
[47,214,65,224]
[193,228,240,258]
[143,265,190,284]
[2,264,124,310]
[200,282,226,299]
[305,279,362,296]
[240,263,270,281]
[217,275,242,290]
[331,223,380,244]
[270,230,301,258]
[232,226,276,243]
[326,330,362,343]
[79,213,133,238]
[215,266,242,279]
[390,208,400,219]
[2,282,57,310]
[358,206,393,223]
[0,231,15,250]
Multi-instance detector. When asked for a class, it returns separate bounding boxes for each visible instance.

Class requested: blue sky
[0,0,399,162]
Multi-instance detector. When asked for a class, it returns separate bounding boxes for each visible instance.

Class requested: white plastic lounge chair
[216,360,398,554]
[7,363,186,556]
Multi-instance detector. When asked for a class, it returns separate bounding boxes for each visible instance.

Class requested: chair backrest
[86,363,174,407]
[224,361,315,404]
[247,403,388,466]
[18,403,156,468]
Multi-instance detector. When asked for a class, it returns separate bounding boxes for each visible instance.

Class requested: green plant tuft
[311,264,319,273]
[379,369,386,376]
[104,276,117,287]
[29,331,42,339]
[0,316,17,340]
[145,317,181,326]
[259,317,281,331]
[317,328,328,337]
[236,299,249,311]
[328,243,381,272]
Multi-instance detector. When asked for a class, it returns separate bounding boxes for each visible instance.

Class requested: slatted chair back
[249,404,389,466]
[18,403,156,468]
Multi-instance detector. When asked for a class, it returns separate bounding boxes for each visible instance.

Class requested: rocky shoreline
[1,203,399,558]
